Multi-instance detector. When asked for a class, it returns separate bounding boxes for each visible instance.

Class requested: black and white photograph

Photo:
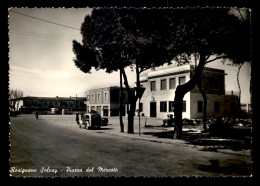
[8,7,252,178]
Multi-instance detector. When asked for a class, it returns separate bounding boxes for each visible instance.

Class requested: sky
[8,8,251,104]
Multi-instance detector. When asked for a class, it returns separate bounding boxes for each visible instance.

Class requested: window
[214,78,221,89]
[198,101,203,112]
[160,102,167,112]
[97,93,101,102]
[182,101,186,112]
[169,101,174,112]
[91,106,95,111]
[179,76,186,85]
[214,101,220,113]
[139,103,143,112]
[104,93,108,101]
[169,78,176,89]
[91,93,95,101]
[230,102,235,112]
[150,81,156,91]
[161,79,166,90]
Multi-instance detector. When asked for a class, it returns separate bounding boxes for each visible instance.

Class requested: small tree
[9,89,24,112]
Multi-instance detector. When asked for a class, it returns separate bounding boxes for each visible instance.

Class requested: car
[79,110,108,129]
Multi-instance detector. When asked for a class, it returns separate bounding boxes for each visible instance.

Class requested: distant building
[10,96,86,114]
[85,86,133,116]
[136,64,240,119]
[241,103,252,115]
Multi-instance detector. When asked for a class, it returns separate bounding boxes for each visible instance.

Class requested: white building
[137,64,239,119]
[85,86,133,117]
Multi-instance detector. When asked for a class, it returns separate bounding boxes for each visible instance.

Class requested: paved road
[9,114,251,177]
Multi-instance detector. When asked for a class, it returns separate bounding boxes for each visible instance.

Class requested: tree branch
[205,54,211,61]
[237,9,245,22]
[205,55,227,64]
[121,68,131,92]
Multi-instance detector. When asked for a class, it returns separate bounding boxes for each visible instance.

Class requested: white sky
[8,8,251,104]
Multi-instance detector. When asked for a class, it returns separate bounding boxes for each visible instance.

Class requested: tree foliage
[161,8,251,138]
[72,8,251,136]
[9,89,24,111]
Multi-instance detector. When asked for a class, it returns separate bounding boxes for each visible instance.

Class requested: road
[9,114,251,177]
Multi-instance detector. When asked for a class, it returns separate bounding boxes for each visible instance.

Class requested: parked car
[79,110,108,129]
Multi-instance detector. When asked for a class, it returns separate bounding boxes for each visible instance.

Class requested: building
[137,64,239,119]
[241,103,252,115]
[85,86,133,116]
[10,96,86,114]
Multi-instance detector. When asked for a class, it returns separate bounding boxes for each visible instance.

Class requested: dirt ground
[9,114,252,178]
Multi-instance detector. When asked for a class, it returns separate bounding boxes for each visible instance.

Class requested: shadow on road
[143,129,251,151]
[195,159,251,175]
[143,131,174,139]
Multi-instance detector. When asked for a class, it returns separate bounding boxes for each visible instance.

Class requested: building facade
[85,86,132,117]
[10,96,86,114]
[137,64,239,119]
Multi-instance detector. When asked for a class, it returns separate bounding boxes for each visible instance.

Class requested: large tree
[73,9,170,133]
[73,8,250,137]
[162,8,251,138]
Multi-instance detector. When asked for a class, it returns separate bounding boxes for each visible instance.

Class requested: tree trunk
[195,54,207,132]
[198,81,207,132]
[233,63,243,127]
[173,53,206,139]
[120,62,142,134]
[121,68,137,134]
[119,69,124,132]
[237,63,243,103]
[173,91,184,139]
[127,94,136,134]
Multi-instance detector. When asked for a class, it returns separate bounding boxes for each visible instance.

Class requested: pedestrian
[76,112,79,125]
[35,111,39,120]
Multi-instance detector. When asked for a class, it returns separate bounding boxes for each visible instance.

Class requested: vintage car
[79,110,108,129]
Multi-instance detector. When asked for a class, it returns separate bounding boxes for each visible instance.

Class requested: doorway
[103,106,108,116]
[150,102,157,117]
[97,106,101,115]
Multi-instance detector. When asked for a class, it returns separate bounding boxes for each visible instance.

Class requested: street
[9,114,251,177]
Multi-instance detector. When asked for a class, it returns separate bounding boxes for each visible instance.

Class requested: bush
[208,117,233,137]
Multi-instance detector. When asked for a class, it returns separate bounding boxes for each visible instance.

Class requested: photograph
[8,7,252,178]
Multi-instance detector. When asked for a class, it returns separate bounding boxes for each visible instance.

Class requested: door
[150,102,157,117]
[103,106,108,116]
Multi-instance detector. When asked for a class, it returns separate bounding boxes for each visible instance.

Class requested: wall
[190,93,239,119]
[139,72,191,119]
[191,67,225,95]
[86,87,123,116]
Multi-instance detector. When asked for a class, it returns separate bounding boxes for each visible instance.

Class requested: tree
[9,89,24,113]
[73,9,170,133]
[162,8,251,138]
[119,69,124,132]
[73,8,250,137]
[194,54,208,132]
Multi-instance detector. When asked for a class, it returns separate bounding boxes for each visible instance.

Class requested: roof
[85,86,121,92]
[140,64,225,82]
[10,96,86,101]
